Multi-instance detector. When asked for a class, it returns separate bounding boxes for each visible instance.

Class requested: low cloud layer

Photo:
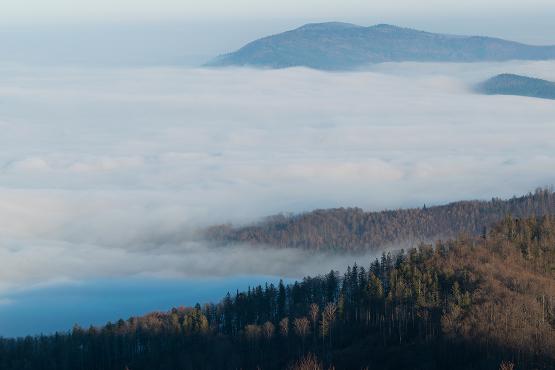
[1,61,555,293]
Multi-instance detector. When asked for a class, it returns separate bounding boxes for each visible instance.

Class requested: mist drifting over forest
[0,61,554,297]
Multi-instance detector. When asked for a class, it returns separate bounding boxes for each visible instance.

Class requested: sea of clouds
[1,61,555,295]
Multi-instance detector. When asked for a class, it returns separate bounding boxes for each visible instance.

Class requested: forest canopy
[204,188,555,252]
[1,214,554,370]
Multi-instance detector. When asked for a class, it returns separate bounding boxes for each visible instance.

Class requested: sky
[0,276,291,337]
[2,1,555,68]
[4,0,555,21]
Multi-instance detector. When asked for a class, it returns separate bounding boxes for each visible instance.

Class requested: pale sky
[4,0,555,22]
[2,0,555,68]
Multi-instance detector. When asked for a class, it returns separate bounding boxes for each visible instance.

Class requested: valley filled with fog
[1,61,555,335]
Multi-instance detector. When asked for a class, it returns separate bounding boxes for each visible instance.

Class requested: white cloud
[0,237,383,295]
[0,62,555,293]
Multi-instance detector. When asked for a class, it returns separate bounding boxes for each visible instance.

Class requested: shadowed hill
[204,189,555,251]
[477,74,555,100]
[206,23,555,70]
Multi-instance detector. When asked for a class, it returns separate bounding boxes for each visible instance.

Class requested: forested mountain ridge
[206,23,555,70]
[1,215,554,369]
[477,74,555,100]
[204,188,555,252]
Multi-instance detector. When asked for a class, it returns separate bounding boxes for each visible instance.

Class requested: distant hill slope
[204,189,555,251]
[477,74,555,99]
[206,22,555,70]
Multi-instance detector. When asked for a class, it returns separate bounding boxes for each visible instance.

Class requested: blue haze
[0,276,289,338]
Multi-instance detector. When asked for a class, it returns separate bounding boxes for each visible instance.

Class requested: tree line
[0,215,554,370]
[204,188,555,252]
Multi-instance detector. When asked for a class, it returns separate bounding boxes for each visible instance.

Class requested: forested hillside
[478,74,555,100]
[204,189,555,251]
[1,215,554,370]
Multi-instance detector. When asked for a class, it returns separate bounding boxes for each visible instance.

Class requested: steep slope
[204,189,555,251]
[477,73,555,100]
[206,23,555,70]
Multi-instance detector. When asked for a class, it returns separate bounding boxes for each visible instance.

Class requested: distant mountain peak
[477,73,555,100]
[296,22,361,31]
[205,22,555,70]
[494,73,543,80]
[370,23,403,30]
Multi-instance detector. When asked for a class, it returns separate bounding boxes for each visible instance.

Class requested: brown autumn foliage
[288,354,324,370]
[294,317,311,338]
[262,321,275,341]
[499,361,515,370]
[437,216,555,359]
[204,188,555,251]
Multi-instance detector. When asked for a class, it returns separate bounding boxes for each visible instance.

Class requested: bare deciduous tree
[309,303,319,336]
[288,353,322,370]
[294,317,311,338]
[279,317,289,337]
[244,324,261,341]
[262,321,275,341]
[322,303,337,346]
[499,361,514,370]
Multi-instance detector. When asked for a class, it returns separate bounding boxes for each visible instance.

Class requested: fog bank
[1,61,555,294]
